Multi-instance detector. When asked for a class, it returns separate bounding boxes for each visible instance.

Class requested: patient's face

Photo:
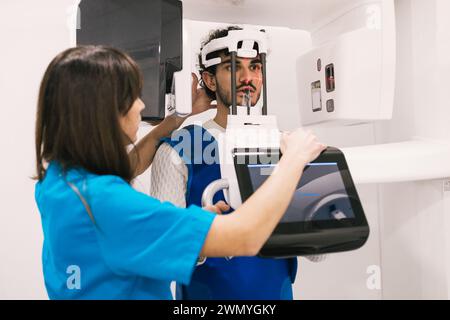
[213,53,263,108]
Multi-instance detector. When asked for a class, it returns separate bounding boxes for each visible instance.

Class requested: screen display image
[247,162,355,223]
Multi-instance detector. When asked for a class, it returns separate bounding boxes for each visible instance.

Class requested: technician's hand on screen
[280,128,327,164]
[203,201,230,215]
[190,73,216,116]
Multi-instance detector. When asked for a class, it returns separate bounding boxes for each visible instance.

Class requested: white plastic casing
[168,19,193,117]
[297,0,396,126]
[217,114,280,209]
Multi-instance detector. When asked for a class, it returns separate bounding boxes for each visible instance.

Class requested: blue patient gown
[35,162,215,300]
[164,125,297,300]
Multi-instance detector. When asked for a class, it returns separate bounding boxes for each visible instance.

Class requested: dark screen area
[77,0,182,120]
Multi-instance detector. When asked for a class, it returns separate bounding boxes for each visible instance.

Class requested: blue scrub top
[35,162,215,300]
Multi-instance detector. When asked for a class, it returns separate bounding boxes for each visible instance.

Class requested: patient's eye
[250,63,262,72]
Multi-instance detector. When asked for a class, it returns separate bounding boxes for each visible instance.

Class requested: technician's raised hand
[280,128,327,165]
[190,73,216,116]
[131,74,217,177]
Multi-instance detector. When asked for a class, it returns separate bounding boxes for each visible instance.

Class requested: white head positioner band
[201,29,268,68]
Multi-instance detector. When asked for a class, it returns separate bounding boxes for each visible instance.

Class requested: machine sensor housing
[234,147,370,258]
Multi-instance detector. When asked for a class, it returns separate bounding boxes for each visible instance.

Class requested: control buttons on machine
[327,99,335,112]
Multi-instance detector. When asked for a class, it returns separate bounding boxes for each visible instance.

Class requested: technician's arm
[200,129,327,257]
[130,74,214,178]
[130,114,184,178]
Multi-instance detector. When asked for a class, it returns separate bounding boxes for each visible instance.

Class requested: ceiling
[181,0,368,31]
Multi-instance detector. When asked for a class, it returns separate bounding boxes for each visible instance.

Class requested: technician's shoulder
[87,173,149,205]
[87,172,128,190]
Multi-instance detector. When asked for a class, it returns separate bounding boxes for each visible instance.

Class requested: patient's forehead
[218,52,262,64]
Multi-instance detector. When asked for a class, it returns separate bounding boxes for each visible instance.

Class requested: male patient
[150,26,297,300]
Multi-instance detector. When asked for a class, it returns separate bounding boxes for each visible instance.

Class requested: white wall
[299,0,450,300]
[0,0,77,299]
[374,0,450,299]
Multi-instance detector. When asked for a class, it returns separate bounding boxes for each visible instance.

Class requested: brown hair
[35,45,143,183]
[198,26,243,100]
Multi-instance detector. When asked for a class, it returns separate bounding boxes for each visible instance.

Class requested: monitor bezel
[233,147,368,234]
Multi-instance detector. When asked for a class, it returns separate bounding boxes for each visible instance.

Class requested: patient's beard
[216,83,261,109]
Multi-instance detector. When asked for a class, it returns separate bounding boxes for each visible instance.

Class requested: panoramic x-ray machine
[197,28,370,258]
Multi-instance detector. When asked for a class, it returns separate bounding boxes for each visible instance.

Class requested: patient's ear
[202,71,217,92]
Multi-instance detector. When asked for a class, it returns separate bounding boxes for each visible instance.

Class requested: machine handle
[201,179,230,207]
[201,179,234,261]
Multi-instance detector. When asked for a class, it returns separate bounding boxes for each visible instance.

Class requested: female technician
[34,46,326,299]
